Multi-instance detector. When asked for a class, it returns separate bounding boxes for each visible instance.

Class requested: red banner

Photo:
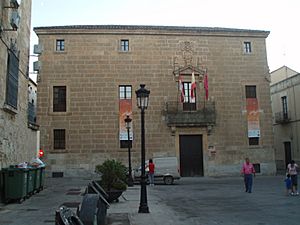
[119,99,133,140]
[246,98,260,137]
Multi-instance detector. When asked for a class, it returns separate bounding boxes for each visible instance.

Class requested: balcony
[164,101,216,127]
[275,111,291,124]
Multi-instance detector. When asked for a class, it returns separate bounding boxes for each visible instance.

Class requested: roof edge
[33,25,270,36]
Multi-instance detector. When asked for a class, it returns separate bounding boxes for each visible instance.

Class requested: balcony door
[183,82,196,111]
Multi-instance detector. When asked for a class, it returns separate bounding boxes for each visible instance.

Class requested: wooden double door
[179,135,204,177]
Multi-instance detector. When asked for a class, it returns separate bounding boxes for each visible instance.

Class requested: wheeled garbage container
[27,168,35,196]
[33,167,41,192]
[40,166,46,190]
[2,167,28,203]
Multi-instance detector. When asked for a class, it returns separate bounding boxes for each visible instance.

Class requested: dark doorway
[179,135,203,176]
[284,141,292,168]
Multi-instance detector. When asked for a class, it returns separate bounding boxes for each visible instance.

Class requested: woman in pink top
[241,158,256,193]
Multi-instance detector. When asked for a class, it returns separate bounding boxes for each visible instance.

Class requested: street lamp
[135,84,150,213]
[125,115,133,187]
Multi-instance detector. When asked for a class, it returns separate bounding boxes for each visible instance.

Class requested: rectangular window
[119,85,132,99]
[281,96,288,119]
[120,40,129,52]
[245,85,256,98]
[183,82,196,111]
[5,50,19,109]
[56,39,65,51]
[244,41,252,53]
[249,137,259,146]
[54,129,66,149]
[53,86,66,112]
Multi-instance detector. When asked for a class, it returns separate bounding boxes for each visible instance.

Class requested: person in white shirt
[287,160,299,195]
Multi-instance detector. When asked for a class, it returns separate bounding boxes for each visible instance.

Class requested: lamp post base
[127,177,134,187]
[138,205,149,213]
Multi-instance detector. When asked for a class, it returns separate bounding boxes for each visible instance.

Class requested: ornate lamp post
[135,84,150,213]
[125,115,133,187]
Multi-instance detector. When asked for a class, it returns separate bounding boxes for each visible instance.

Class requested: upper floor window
[56,39,65,51]
[243,41,252,54]
[119,85,132,99]
[120,39,129,52]
[53,86,66,112]
[281,96,288,119]
[5,50,19,109]
[183,82,196,111]
[245,85,256,98]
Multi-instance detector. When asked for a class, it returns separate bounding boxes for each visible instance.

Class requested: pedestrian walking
[287,160,299,195]
[284,174,293,196]
[241,158,256,193]
[148,158,155,186]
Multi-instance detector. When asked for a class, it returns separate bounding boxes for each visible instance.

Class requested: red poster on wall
[119,99,133,140]
[246,98,260,137]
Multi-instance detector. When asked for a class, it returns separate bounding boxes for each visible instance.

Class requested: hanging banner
[119,99,133,140]
[246,98,260,137]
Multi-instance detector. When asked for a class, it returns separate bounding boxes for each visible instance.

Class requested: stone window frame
[243,41,252,54]
[55,39,65,52]
[53,86,67,112]
[4,49,20,111]
[49,82,71,115]
[243,83,261,147]
[120,39,130,52]
[119,85,132,149]
[52,128,67,152]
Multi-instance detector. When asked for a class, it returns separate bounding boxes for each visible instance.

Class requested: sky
[30,0,300,79]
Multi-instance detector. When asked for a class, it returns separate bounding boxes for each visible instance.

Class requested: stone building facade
[0,0,38,169]
[34,25,276,177]
[270,66,300,170]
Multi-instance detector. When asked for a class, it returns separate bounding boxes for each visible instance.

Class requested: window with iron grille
[183,82,196,111]
[249,137,259,146]
[120,40,129,52]
[120,140,132,148]
[5,50,19,109]
[245,85,256,98]
[56,39,65,51]
[244,42,252,53]
[119,85,132,99]
[53,86,66,112]
[54,129,66,149]
[281,96,288,119]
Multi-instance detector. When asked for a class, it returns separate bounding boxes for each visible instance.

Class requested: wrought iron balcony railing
[275,111,291,124]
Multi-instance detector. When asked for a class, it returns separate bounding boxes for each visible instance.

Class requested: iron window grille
[53,86,66,112]
[5,50,19,109]
[54,129,66,149]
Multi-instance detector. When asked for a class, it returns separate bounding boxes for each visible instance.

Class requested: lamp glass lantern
[136,84,150,110]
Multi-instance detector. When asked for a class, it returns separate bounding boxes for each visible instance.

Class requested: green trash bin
[40,166,46,190]
[33,167,41,192]
[27,168,35,196]
[2,167,28,203]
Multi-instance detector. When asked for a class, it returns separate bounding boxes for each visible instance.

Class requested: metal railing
[275,111,291,124]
